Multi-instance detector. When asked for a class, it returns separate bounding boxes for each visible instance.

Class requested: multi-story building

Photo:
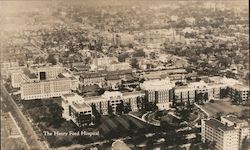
[11,66,64,88]
[18,66,78,100]
[84,91,144,115]
[105,76,122,90]
[174,86,195,105]
[106,62,131,72]
[79,70,132,87]
[62,91,144,126]
[189,81,228,101]
[11,68,39,88]
[140,78,175,110]
[21,76,75,100]
[62,94,93,127]
[96,57,118,68]
[208,76,249,104]
[228,84,249,105]
[80,72,106,87]
[31,66,64,80]
[221,115,250,148]
[201,118,240,150]
[202,116,250,150]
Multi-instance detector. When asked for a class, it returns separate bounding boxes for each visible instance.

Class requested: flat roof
[223,116,248,124]
[84,96,106,102]
[233,84,249,91]
[123,91,145,96]
[141,78,175,90]
[205,119,234,131]
[72,102,91,110]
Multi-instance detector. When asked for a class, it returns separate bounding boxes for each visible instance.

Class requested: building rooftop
[175,85,190,90]
[123,91,145,97]
[72,102,91,111]
[233,84,249,91]
[84,96,106,102]
[222,115,249,126]
[62,93,83,103]
[112,139,131,150]
[205,118,235,131]
[22,68,37,79]
[105,75,121,80]
[141,78,175,90]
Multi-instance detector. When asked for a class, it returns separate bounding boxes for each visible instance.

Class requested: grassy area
[201,100,249,116]
[98,115,151,137]
[20,98,156,148]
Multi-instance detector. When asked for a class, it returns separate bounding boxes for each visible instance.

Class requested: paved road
[1,83,47,150]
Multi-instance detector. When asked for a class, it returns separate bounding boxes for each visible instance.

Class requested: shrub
[210,99,215,103]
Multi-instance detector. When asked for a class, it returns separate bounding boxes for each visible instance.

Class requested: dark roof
[23,68,37,79]
[57,73,66,78]
[80,69,132,79]
[105,75,121,80]
[205,119,234,131]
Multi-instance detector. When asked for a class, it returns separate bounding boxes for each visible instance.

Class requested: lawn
[200,100,249,116]
[98,115,150,136]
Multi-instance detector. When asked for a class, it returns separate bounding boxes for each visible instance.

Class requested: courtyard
[200,100,249,117]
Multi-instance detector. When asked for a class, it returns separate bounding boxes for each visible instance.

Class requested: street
[1,83,47,150]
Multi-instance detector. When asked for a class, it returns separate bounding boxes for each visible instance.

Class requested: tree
[116,101,124,115]
[91,104,101,125]
[47,54,57,65]
[202,141,216,150]
[133,49,146,57]
[179,108,191,121]
[118,53,129,62]
[195,92,203,104]
[149,52,156,59]
[108,105,113,116]
[136,97,143,110]
[84,57,91,64]
[47,103,64,128]
[239,109,250,119]
[220,88,229,99]
[204,93,208,102]
[34,56,45,64]
[234,91,242,104]
[215,111,224,120]
[124,103,132,114]
[130,58,139,69]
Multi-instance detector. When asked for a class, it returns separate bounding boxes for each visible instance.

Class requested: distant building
[79,70,132,87]
[105,75,122,90]
[18,66,77,100]
[21,74,76,100]
[96,57,118,68]
[106,62,131,71]
[11,66,64,88]
[202,116,250,150]
[80,72,106,87]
